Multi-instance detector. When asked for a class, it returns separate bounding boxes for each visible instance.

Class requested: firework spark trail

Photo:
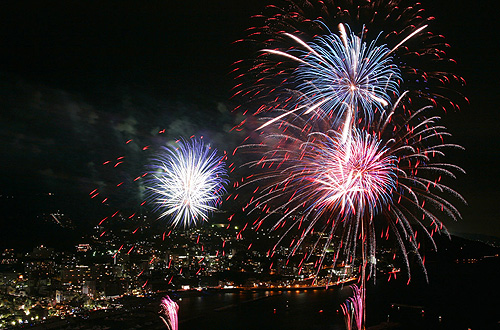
[159,296,179,330]
[146,138,229,228]
[88,138,155,284]
[341,284,363,330]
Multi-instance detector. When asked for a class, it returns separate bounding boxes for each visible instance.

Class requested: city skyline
[0,213,497,329]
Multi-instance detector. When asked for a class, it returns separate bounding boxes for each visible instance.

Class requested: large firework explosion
[145,138,229,228]
[233,0,465,326]
[238,100,464,280]
[257,23,402,135]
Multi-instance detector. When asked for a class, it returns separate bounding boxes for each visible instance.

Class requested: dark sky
[0,0,498,241]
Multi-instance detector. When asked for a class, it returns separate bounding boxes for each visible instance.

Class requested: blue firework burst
[292,25,402,122]
[258,24,402,134]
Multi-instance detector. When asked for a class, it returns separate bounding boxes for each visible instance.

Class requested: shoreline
[162,277,358,298]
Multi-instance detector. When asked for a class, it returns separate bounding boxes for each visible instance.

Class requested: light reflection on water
[177,288,348,330]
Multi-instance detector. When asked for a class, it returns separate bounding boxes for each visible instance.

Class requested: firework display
[234,0,465,327]
[1,0,486,328]
[146,138,228,228]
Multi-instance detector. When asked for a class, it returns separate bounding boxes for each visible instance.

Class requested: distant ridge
[451,232,500,247]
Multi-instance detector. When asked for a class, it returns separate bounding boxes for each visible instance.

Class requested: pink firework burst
[310,131,397,217]
[159,296,179,330]
[237,114,399,274]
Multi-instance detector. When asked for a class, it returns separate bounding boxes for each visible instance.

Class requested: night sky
[0,0,499,244]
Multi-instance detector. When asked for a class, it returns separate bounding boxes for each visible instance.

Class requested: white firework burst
[146,138,228,228]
